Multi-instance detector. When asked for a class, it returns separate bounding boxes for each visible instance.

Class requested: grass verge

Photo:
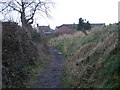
[23,54,50,87]
[49,24,119,88]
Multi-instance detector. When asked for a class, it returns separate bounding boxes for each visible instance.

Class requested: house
[55,24,76,34]
[37,24,54,35]
[56,24,74,30]
[55,23,105,34]
[90,23,105,28]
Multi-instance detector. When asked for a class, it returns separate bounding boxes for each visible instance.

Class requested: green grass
[23,55,50,86]
[25,60,44,76]
[55,44,64,52]
[99,51,120,88]
[62,69,72,88]
[81,30,102,46]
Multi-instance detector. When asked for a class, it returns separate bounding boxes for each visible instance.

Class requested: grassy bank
[23,30,52,87]
[23,51,51,87]
[2,22,52,88]
[49,24,119,88]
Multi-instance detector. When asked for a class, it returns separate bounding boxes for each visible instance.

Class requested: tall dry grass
[49,24,119,88]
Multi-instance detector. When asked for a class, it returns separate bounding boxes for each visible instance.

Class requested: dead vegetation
[49,24,120,88]
[2,22,49,88]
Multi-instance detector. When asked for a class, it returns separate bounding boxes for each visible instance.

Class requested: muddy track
[30,48,64,88]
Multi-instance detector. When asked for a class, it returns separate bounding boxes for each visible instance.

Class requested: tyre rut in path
[30,48,64,88]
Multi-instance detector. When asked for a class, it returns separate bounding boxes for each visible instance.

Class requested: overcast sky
[0,0,119,29]
[35,0,119,29]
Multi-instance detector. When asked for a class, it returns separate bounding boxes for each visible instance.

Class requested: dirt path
[30,48,64,88]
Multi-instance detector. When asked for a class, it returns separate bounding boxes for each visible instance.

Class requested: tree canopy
[0,0,54,27]
[77,18,91,31]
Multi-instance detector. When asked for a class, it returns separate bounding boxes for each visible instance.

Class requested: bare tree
[0,0,54,27]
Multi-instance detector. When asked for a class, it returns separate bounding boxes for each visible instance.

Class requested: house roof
[37,25,54,32]
[38,26,50,31]
[56,24,73,29]
[90,23,105,25]
[56,23,105,30]
[90,23,105,27]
